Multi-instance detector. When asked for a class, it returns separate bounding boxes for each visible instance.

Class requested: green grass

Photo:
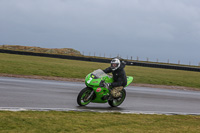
[0,53,200,89]
[1,53,200,132]
[0,111,200,133]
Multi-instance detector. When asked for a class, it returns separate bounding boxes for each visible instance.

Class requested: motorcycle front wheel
[77,87,94,106]
[108,89,126,107]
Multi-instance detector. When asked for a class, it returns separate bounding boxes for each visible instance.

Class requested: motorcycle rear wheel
[108,89,126,107]
[77,87,93,106]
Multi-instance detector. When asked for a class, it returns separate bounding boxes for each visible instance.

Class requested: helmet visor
[111,63,119,68]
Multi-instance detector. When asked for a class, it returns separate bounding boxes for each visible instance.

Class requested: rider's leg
[111,86,123,98]
[102,86,124,100]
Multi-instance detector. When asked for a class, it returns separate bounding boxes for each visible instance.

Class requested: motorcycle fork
[86,90,94,101]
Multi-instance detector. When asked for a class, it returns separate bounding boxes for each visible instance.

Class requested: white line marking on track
[0,107,200,115]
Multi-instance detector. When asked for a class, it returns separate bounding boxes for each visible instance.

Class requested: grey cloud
[0,0,200,65]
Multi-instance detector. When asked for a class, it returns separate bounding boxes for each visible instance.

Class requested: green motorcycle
[77,69,133,107]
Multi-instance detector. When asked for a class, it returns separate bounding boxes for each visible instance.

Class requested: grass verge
[0,111,200,133]
[0,53,200,89]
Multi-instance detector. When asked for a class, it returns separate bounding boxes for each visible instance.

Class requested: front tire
[77,87,93,106]
[108,89,126,107]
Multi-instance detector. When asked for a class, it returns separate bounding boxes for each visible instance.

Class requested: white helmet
[111,58,121,71]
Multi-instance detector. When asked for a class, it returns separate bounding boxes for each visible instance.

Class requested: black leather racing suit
[103,62,127,87]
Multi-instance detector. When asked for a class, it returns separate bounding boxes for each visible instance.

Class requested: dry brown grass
[0,45,81,56]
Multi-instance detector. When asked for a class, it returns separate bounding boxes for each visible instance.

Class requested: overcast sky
[0,0,200,65]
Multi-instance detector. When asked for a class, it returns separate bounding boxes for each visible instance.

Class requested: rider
[103,57,127,98]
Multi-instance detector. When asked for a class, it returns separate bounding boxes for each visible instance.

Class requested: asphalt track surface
[0,77,200,115]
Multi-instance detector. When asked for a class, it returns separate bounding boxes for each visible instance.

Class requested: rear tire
[77,87,93,106]
[108,89,126,107]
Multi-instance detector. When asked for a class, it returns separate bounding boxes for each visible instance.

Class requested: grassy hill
[0,45,81,56]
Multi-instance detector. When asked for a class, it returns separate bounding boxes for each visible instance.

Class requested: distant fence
[1,49,200,72]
